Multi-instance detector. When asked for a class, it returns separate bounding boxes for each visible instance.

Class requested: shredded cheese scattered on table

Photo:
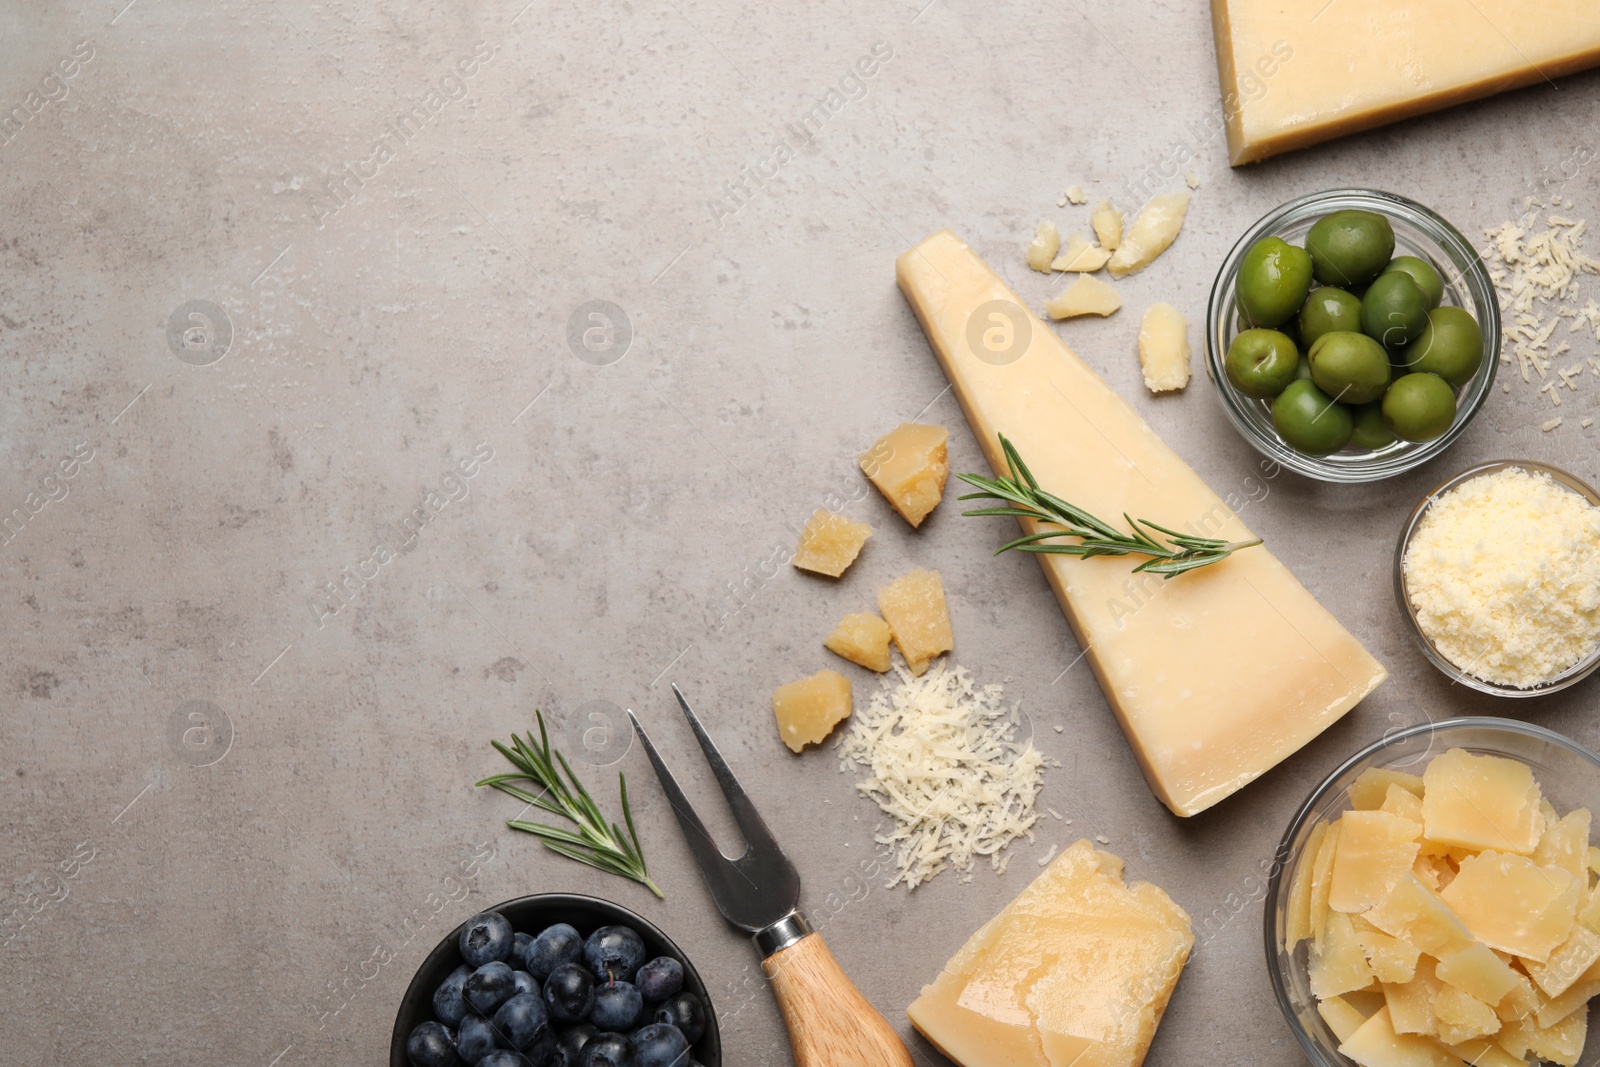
[838,661,1044,889]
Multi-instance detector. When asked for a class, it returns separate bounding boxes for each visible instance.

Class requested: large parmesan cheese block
[1209,0,1600,164]
[896,229,1386,817]
[907,840,1192,1067]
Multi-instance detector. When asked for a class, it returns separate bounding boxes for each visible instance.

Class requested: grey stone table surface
[4,1,1600,1064]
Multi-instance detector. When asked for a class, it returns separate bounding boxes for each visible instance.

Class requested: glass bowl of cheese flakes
[1267,718,1600,1067]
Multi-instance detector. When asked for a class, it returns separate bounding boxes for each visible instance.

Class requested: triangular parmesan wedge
[895,229,1386,817]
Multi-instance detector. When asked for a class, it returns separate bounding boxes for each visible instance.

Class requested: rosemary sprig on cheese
[957,434,1262,577]
[476,711,663,898]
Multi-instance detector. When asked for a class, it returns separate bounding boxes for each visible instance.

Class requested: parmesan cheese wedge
[896,229,1386,816]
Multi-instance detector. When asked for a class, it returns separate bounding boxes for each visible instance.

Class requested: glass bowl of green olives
[1205,189,1500,483]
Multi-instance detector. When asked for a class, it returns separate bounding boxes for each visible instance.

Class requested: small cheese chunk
[823,612,893,673]
[1366,874,1474,958]
[1137,303,1191,393]
[1536,809,1593,881]
[1050,232,1112,273]
[1526,1004,1587,1066]
[1319,994,1372,1042]
[877,569,954,675]
[1356,919,1422,984]
[772,670,852,753]
[1092,199,1123,252]
[1432,985,1500,1045]
[1065,184,1087,205]
[1107,193,1190,279]
[791,510,872,577]
[1310,821,1343,950]
[1331,810,1424,913]
[1434,942,1519,1006]
[1523,924,1600,998]
[1440,851,1580,961]
[1286,820,1330,949]
[859,422,949,528]
[1536,970,1600,1029]
[1025,219,1061,273]
[1380,784,1426,825]
[1341,1005,1460,1067]
[1044,275,1122,320]
[1349,768,1424,811]
[1422,749,1545,855]
[1312,912,1377,998]
[908,840,1192,1067]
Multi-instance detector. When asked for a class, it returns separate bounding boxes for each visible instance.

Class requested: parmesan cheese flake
[1403,467,1600,688]
[839,661,1044,889]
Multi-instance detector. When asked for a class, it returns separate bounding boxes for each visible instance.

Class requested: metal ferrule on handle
[754,910,812,958]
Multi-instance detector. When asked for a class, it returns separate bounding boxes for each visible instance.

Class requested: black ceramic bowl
[391,892,721,1066]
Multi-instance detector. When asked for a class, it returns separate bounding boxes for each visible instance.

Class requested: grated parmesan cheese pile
[1481,199,1600,430]
[1402,467,1600,688]
[838,661,1044,889]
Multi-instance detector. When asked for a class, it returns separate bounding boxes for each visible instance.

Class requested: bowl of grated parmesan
[1395,460,1600,696]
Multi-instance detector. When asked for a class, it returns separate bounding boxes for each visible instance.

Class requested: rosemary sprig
[956,434,1263,578]
[476,711,663,899]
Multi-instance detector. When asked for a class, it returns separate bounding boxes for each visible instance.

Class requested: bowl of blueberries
[392,893,719,1067]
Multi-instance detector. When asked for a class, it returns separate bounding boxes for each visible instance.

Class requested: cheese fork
[628,685,912,1067]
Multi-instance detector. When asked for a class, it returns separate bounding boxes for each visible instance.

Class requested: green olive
[1382,373,1457,442]
[1382,255,1445,310]
[1397,306,1483,387]
[1360,272,1430,349]
[1236,236,1314,328]
[1225,328,1301,399]
[1306,209,1396,289]
[1272,379,1354,455]
[1308,330,1391,405]
[1349,401,1397,450]
[1298,287,1363,349]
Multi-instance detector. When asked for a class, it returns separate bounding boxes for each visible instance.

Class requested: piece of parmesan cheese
[838,662,1044,889]
[1025,219,1061,273]
[1138,303,1191,392]
[1402,467,1600,688]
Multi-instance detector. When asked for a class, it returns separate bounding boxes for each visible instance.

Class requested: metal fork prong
[627,710,767,928]
[669,683,786,859]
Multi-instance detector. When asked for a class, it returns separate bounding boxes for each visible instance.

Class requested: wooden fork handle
[761,931,914,1067]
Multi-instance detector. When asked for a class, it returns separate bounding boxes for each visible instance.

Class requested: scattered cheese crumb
[1403,467,1600,686]
[1096,834,1111,844]
[1056,196,1067,208]
[1050,232,1111,273]
[1025,219,1061,273]
[1544,417,1564,431]
[1047,807,1063,820]
[1065,184,1087,205]
[1091,200,1123,252]
[839,662,1044,889]
[1044,275,1121,320]
[1037,843,1059,867]
[1052,724,1064,733]
[1138,303,1191,393]
[1584,419,1595,428]
[1184,171,1200,189]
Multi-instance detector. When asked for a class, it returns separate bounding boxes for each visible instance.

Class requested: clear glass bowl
[1205,188,1500,483]
[1265,718,1600,1067]
[1394,459,1600,697]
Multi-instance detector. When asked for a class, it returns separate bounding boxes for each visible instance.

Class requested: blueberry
[511,970,540,998]
[631,1023,688,1067]
[522,1025,561,1067]
[633,958,683,1002]
[458,1014,500,1064]
[434,963,474,1027]
[513,931,535,968]
[525,924,583,980]
[583,926,647,983]
[557,1022,598,1064]
[493,991,551,1051]
[543,962,596,1023]
[578,1033,639,1067]
[407,1020,464,1067]
[478,1053,531,1067]
[461,911,516,968]
[465,961,517,1015]
[652,993,706,1045]
[590,981,643,1031]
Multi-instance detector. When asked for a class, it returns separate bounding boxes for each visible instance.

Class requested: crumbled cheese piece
[1044,275,1121,320]
[1091,199,1123,252]
[1065,184,1087,205]
[1096,834,1111,844]
[839,662,1044,889]
[1541,381,1562,407]
[1544,417,1564,431]
[1184,171,1201,189]
[1402,467,1600,687]
[1584,419,1595,428]
[1037,843,1059,867]
[1025,219,1061,273]
[1050,232,1111,273]
[1138,303,1191,393]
